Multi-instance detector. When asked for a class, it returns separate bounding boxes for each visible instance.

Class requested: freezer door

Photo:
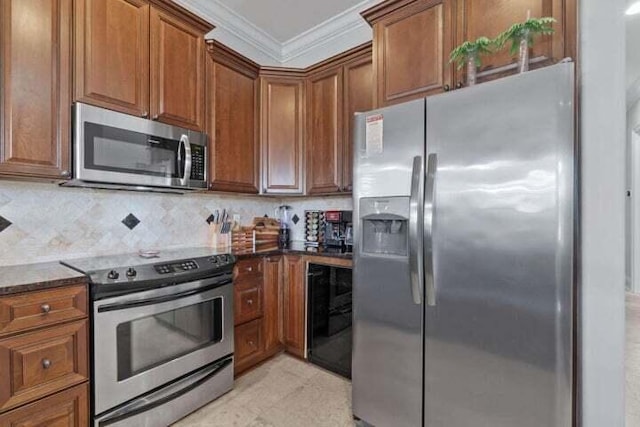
[423,63,574,427]
[352,99,425,427]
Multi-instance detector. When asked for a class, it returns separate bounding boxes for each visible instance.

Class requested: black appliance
[307,263,352,378]
[323,210,353,251]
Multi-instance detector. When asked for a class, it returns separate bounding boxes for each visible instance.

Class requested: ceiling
[173,0,383,67]
[212,0,367,43]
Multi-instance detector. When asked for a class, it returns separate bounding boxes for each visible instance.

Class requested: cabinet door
[263,256,284,354]
[283,256,306,358]
[150,7,204,131]
[455,0,566,84]
[343,54,373,193]
[260,76,305,194]
[234,318,264,375]
[373,0,454,106]
[74,0,149,117]
[0,0,72,179]
[206,57,259,193]
[306,67,343,194]
[0,383,88,426]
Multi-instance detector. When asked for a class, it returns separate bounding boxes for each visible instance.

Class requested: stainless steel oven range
[62,249,235,427]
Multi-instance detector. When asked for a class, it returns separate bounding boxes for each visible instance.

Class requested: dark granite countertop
[0,244,350,297]
[234,242,352,260]
[0,262,87,296]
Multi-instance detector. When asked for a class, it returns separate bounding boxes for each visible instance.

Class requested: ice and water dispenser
[359,197,409,256]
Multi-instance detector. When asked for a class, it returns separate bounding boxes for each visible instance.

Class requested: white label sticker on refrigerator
[366,114,383,155]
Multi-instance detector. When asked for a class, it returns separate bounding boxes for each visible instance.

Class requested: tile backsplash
[0,181,274,266]
[0,181,354,266]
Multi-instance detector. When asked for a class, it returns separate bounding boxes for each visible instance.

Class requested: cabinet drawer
[234,258,263,281]
[0,320,89,412]
[0,382,88,425]
[234,286,263,325]
[0,285,87,337]
[235,319,263,364]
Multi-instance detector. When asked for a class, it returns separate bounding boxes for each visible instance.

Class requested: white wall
[579,0,627,424]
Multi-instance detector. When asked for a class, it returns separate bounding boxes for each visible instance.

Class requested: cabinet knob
[142,111,149,118]
[443,84,450,92]
[456,82,464,89]
[248,340,255,346]
[247,299,253,305]
[152,114,159,121]
[42,359,52,369]
[41,304,51,313]
[246,266,252,272]
[60,170,70,178]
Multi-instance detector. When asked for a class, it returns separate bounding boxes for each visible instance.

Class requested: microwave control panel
[190,145,206,181]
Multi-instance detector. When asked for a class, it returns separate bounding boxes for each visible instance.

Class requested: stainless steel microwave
[66,103,207,192]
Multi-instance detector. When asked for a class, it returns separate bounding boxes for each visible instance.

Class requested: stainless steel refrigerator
[352,63,575,427]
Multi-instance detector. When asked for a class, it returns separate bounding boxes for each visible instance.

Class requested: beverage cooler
[307,264,353,378]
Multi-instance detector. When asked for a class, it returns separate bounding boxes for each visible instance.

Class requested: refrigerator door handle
[409,155,424,305]
[424,153,438,306]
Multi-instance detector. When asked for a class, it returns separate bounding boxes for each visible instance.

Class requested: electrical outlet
[233,214,241,223]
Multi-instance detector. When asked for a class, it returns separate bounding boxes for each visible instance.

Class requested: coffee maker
[276,205,293,249]
[323,210,353,251]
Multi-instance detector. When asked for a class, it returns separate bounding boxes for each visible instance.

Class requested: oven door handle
[96,357,232,426]
[97,279,231,313]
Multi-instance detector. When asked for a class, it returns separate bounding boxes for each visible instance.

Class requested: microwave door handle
[181,134,192,186]
[409,155,424,305]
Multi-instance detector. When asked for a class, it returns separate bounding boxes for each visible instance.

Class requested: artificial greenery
[449,37,494,70]
[496,17,556,55]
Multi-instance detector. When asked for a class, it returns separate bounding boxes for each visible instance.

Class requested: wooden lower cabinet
[283,256,306,358]
[0,382,88,427]
[234,318,264,373]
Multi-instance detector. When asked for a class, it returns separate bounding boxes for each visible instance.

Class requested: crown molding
[173,0,382,67]
[173,0,282,63]
[280,0,380,64]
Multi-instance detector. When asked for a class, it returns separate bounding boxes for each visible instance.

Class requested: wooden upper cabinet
[364,0,454,107]
[260,72,305,194]
[0,0,72,179]
[343,52,373,192]
[206,42,259,193]
[150,6,205,131]
[306,66,343,194]
[455,0,567,84]
[74,0,150,117]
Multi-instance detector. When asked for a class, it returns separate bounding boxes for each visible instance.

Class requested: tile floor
[172,354,354,427]
[628,293,640,427]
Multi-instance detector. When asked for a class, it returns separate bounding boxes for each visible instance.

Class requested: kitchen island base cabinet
[0,383,88,426]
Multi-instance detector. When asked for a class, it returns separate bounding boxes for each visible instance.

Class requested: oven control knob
[107,270,119,280]
[126,267,137,278]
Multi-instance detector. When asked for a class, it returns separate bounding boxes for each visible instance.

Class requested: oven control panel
[154,260,198,275]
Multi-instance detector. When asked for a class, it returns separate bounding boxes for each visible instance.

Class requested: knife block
[210,224,232,249]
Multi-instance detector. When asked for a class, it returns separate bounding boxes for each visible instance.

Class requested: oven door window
[84,122,185,178]
[116,298,223,381]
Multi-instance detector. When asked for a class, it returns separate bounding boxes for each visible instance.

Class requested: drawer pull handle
[247,299,253,305]
[42,359,52,369]
[246,266,253,272]
[41,304,51,313]
[248,340,255,346]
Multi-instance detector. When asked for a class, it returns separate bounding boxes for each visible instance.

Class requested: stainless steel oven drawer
[94,356,233,427]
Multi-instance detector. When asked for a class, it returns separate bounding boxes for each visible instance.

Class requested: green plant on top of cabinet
[206,41,260,194]
[74,0,213,131]
[0,0,72,179]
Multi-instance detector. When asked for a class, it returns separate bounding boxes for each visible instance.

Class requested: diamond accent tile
[122,213,140,230]
[291,214,300,225]
[0,216,12,233]
[206,214,216,225]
